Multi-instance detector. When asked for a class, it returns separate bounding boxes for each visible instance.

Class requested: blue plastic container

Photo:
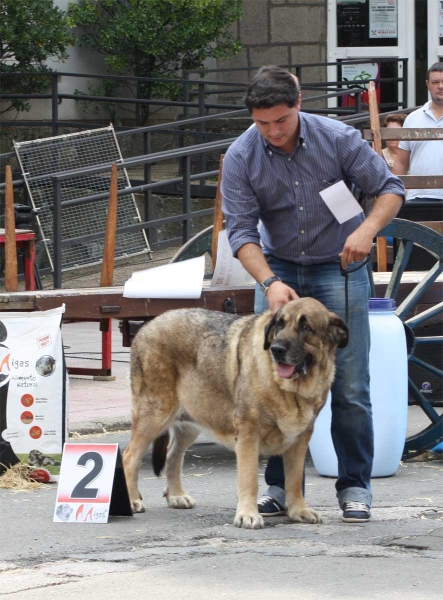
[309,298,408,477]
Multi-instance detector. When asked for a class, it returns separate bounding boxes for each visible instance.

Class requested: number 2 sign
[53,443,132,523]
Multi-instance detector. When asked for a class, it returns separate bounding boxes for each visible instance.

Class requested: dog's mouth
[276,355,313,379]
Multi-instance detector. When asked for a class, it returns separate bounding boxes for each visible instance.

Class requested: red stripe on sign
[64,444,117,456]
[57,495,110,503]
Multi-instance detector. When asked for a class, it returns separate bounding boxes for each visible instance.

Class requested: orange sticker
[21,411,34,424]
[21,394,34,407]
[29,426,42,439]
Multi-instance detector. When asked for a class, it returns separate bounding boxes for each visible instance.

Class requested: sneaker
[341,501,371,523]
[257,495,286,517]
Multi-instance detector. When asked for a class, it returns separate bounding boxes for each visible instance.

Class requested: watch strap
[260,275,281,295]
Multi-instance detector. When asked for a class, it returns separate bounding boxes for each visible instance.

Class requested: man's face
[427,71,443,105]
[251,99,302,154]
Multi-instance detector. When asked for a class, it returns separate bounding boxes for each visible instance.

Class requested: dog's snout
[270,342,287,361]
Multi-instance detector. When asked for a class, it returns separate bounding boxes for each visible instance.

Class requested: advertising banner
[0,306,67,482]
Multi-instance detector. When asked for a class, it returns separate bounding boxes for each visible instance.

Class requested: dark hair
[244,66,300,113]
[383,113,407,127]
[427,62,443,79]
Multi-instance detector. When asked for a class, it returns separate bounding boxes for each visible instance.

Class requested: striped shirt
[221,112,405,264]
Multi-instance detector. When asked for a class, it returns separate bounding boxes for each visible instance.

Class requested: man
[221,66,404,523]
[393,62,443,202]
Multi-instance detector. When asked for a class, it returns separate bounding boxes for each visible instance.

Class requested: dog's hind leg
[164,423,200,509]
[123,412,169,514]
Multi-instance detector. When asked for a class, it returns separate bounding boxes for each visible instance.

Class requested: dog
[28,449,59,467]
[123,298,348,529]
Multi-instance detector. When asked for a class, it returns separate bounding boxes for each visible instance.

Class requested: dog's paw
[234,512,264,529]
[167,494,196,509]
[287,505,322,524]
[131,499,145,513]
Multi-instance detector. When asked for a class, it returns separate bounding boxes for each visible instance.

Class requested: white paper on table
[319,180,363,224]
[123,255,205,299]
[210,230,255,289]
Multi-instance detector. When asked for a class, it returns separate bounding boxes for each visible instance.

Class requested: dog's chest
[260,407,315,455]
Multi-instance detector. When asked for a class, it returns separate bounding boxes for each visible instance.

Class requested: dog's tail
[152,431,169,476]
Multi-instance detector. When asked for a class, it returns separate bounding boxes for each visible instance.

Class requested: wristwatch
[260,275,281,295]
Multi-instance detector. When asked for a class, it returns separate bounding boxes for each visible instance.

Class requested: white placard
[369,0,397,39]
[319,180,363,224]
[123,255,205,299]
[54,443,118,523]
[210,230,255,289]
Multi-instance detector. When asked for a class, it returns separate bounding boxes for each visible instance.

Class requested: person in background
[221,66,405,524]
[382,113,407,170]
[393,62,443,202]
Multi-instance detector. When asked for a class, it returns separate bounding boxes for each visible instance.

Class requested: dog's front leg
[283,429,322,524]
[233,424,264,529]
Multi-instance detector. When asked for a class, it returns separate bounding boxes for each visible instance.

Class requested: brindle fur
[123,298,348,529]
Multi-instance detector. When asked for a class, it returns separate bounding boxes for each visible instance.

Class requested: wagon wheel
[170,224,215,265]
[374,218,443,459]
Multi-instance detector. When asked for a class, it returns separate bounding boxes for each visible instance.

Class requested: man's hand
[267,281,299,314]
[339,228,373,269]
[340,193,403,269]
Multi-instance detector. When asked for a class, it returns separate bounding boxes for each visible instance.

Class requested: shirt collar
[423,101,443,122]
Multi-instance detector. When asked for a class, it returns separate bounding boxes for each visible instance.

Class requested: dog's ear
[328,314,349,348]
[264,312,278,350]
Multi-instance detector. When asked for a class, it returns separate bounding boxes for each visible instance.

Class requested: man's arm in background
[392,148,411,175]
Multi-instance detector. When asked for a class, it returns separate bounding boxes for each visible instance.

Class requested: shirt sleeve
[337,125,405,201]
[221,147,261,257]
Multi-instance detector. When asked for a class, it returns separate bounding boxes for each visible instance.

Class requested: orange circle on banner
[29,426,42,439]
[21,411,34,424]
[21,394,34,407]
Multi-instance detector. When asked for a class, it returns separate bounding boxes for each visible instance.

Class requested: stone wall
[216,0,328,107]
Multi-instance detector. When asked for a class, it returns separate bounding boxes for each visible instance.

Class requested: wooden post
[211,154,225,269]
[99,164,118,374]
[368,82,388,272]
[101,163,118,288]
[368,81,382,157]
[4,165,18,292]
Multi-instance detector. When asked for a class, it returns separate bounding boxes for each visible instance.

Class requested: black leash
[340,256,372,323]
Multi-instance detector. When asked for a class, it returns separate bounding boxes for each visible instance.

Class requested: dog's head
[29,449,42,459]
[264,298,348,380]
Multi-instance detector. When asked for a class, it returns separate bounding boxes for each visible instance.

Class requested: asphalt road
[1,430,442,599]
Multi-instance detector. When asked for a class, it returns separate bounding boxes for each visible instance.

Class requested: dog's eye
[276,318,284,331]
[302,323,313,333]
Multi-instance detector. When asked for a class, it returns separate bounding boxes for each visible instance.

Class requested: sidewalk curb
[68,418,131,437]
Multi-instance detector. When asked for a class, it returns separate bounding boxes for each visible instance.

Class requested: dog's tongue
[276,363,295,379]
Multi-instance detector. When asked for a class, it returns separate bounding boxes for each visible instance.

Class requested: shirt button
[295,181,299,185]
[300,230,305,234]
[268,151,272,156]
[301,251,305,255]
[288,157,291,161]
[302,143,306,148]
[299,206,304,210]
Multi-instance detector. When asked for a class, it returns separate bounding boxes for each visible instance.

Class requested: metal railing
[0,58,408,136]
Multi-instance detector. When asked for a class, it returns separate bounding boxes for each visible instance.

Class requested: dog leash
[340,255,372,324]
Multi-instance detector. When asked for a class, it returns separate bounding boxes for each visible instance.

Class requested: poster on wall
[341,62,380,109]
[369,0,397,39]
[440,1,443,39]
[337,1,368,47]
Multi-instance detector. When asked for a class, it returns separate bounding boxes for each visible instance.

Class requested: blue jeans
[255,256,373,509]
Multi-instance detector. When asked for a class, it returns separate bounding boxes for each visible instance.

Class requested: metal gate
[14,126,150,271]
